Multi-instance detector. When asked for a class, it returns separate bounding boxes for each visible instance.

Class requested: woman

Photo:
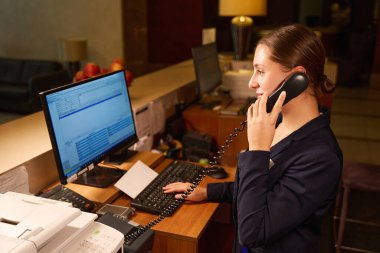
[163,24,343,252]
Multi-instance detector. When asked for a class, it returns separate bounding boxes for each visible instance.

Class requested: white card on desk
[114,160,158,199]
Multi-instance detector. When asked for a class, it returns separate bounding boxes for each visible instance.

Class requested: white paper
[114,160,158,199]
[222,70,255,99]
[202,28,216,45]
[158,91,178,112]
[0,166,30,194]
[150,100,166,134]
[134,104,153,139]
[132,135,154,151]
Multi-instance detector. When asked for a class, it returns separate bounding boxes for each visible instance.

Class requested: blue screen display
[44,71,137,178]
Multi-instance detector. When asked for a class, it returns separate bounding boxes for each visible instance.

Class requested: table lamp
[219,0,267,60]
[60,37,87,79]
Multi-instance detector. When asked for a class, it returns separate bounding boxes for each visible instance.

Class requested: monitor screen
[191,42,222,97]
[40,70,138,187]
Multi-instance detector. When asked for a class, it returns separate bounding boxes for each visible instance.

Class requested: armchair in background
[0,58,71,113]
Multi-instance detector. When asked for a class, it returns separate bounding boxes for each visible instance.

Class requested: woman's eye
[257,70,264,75]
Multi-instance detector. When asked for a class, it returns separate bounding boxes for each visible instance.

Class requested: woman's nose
[248,75,258,89]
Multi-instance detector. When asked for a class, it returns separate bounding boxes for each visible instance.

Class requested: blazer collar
[271,110,331,157]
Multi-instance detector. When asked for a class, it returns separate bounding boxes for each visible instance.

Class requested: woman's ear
[294,66,306,74]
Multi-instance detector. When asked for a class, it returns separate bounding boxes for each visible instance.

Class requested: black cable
[124,120,247,244]
[208,120,247,167]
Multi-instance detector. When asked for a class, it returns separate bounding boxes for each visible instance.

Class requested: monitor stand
[199,99,222,109]
[103,149,138,165]
[74,165,125,188]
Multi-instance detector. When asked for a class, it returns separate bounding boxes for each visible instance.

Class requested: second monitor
[191,42,230,108]
[191,42,222,97]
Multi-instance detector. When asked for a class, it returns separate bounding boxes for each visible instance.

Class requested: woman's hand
[163,182,207,202]
[247,91,286,151]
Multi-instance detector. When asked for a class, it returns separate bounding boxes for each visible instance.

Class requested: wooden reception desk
[0,60,197,193]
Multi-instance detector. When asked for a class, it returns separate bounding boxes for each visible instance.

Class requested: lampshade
[219,0,267,60]
[61,37,87,62]
[219,0,267,17]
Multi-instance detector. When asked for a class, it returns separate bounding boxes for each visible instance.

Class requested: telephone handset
[239,71,309,125]
[265,71,309,113]
[210,72,309,166]
[124,72,309,244]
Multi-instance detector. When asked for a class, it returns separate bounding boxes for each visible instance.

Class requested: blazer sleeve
[207,182,234,203]
[236,148,341,248]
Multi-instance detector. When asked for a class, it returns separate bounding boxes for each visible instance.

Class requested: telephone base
[97,212,154,253]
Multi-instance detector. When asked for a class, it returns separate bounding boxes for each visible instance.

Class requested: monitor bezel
[191,42,223,98]
[39,70,138,185]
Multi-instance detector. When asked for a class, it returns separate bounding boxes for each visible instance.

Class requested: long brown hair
[258,24,335,107]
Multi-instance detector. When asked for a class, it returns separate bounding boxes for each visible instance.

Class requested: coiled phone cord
[125,120,247,245]
[208,120,247,167]
[124,171,207,244]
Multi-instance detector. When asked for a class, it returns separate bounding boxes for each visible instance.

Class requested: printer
[0,192,124,253]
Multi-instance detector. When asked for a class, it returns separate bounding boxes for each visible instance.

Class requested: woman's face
[248,44,290,99]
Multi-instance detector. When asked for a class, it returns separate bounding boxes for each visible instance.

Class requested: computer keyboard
[39,184,95,212]
[131,160,205,216]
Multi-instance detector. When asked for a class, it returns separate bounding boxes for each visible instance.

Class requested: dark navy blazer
[207,112,343,253]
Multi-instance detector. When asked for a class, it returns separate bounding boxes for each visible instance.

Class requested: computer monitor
[39,70,138,188]
[191,42,223,98]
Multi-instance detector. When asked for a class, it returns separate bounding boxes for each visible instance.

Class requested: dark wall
[144,0,378,77]
[350,0,376,32]
[145,0,303,63]
[147,0,203,63]
[203,0,300,52]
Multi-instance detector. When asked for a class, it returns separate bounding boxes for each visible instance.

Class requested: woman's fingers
[163,182,206,202]
[175,193,186,199]
[247,95,259,121]
[259,91,269,115]
[270,91,286,122]
[162,182,191,193]
[246,91,286,151]
[249,91,285,119]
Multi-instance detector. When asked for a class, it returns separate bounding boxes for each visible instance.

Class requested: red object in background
[124,70,133,86]
[83,62,100,78]
[100,68,109,74]
[73,59,132,86]
[109,62,124,72]
[113,58,124,66]
[73,70,87,82]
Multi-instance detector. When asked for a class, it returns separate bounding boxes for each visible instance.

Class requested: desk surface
[112,158,236,243]
[0,60,195,175]
[54,151,235,253]
[66,151,165,204]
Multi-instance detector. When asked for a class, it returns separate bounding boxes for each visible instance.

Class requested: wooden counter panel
[182,104,220,142]
[218,114,248,167]
[182,103,248,167]
[0,111,50,174]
